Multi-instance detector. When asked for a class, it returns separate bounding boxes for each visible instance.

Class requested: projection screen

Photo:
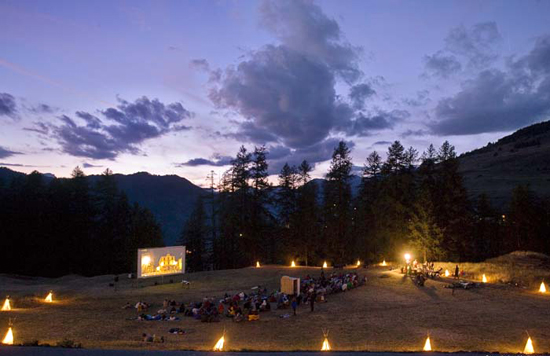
[137,246,186,278]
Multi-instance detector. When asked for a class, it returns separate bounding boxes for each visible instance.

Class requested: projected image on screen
[138,246,186,278]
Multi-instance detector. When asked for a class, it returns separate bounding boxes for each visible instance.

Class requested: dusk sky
[1,0,550,186]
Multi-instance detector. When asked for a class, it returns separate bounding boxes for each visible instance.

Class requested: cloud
[24,121,50,135]
[82,162,103,168]
[373,140,392,146]
[430,35,550,135]
[176,154,233,167]
[424,22,501,78]
[401,129,429,138]
[339,109,408,137]
[29,103,57,114]
[208,0,386,152]
[0,146,21,159]
[189,58,210,71]
[349,83,376,110]
[0,93,17,119]
[424,51,462,78]
[50,96,193,159]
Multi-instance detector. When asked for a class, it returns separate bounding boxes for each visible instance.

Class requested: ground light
[381,260,387,266]
[444,270,450,277]
[1,297,10,311]
[404,253,411,263]
[321,329,331,351]
[213,333,225,351]
[356,260,361,267]
[524,336,534,354]
[323,261,328,268]
[2,320,13,345]
[423,336,432,351]
[45,291,53,303]
[482,274,488,283]
[291,261,296,267]
[256,261,260,268]
[539,281,546,293]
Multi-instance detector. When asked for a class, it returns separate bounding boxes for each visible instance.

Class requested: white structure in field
[138,246,186,278]
[281,276,300,295]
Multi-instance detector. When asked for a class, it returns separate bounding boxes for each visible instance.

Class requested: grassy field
[2,254,550,353]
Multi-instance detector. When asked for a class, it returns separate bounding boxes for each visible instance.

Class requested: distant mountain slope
[0,168,205,245]
[458,120,550,207]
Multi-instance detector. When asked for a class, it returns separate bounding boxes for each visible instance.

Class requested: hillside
[0,168,205,245]
[458,120,550,207]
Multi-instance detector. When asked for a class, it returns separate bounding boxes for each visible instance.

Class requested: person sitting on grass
[142,333,153,342]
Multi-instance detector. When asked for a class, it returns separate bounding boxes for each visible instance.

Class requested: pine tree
[324,141,353,263]
[180,196,208,272]
[408,191,444,262]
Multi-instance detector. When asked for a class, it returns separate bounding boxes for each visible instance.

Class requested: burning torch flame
[444,270,450,277]
[381,260,387,266]
[291,261,296,267]
[482,274,487,283]
[1,298,10,311]
[404,253,411,263]
[423,336,432,351]
[323,261,328,268]
[321,337,331,351]
[524,337,534,354]
[539,282,546,293]
[356,260,361,266]
[256,261,260,268]
[2,327,13,345]
[45,292,53,303]
[213,335,225,351]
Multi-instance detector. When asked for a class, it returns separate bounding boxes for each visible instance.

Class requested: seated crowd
[129,270,366,325]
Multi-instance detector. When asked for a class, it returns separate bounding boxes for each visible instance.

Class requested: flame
[213,335,225,351]
[539,282,546,293]
[291,261,296,267]
[45,292,53,303]
[2,327,13,345]
[404,253,411,262]
[444,270,450,277]
[1,298,10,311]
[381,260,387,266]
[423,336,432,351]
[256,261,260,268]
[356,260,361,266]
[524,337,534,354]
[321,337,331,351]
[323,261,328,268]
[482,274,487,283]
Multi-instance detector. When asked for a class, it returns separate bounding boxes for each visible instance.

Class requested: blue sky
[1,0,550,185]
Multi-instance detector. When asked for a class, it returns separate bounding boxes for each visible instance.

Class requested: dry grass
[1,256,550,353]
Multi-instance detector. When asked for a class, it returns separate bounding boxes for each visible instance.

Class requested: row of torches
[1,292,53,345]
[0,273,545,353]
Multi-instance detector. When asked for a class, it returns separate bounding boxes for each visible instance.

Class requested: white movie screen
[137,246,186,278]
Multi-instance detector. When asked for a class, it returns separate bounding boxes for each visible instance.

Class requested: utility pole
[206,170,217,270]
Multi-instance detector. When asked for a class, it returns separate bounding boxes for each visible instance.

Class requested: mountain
[0,168,205,245]
[458,120,550,207]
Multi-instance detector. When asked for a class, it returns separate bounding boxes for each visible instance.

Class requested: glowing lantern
[256,261,260,268]
[44,292,53,303]
[2,327,13,345]
[539,282,546,293]
[356,260,361,267]
[482,274,487,283]
[323,261,328,268]
[423,336,432,351]
[404,253,411,263]
[321,337,331,351]
[291,261,296,267]
[213,335,225,351]
[381,260,387,266]
[524,337,534,354]
[444,270,450,277]
[1,297,11,311]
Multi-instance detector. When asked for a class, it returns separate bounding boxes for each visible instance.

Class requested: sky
[1,0,550,186]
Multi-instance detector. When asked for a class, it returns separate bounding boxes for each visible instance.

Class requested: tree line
[0,168,163,277]
[181,141,550,271]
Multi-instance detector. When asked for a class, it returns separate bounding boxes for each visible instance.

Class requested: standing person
[454,265,459,280]
[310,290,317,312]
[291,297,297,316]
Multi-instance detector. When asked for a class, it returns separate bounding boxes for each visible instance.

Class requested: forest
[182,141,550,272]
[1,141,549,277]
